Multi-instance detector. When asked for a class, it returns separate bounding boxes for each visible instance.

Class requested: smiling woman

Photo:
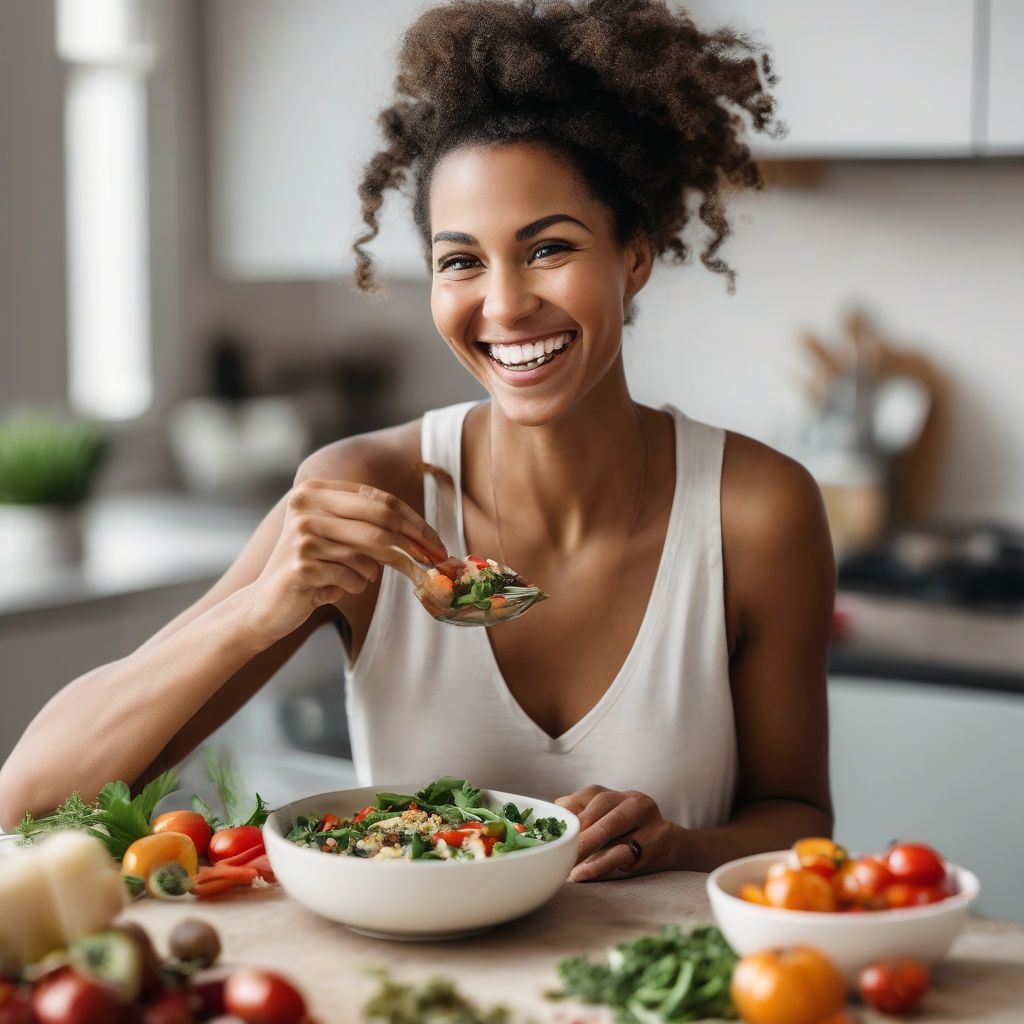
[0,0,835,887]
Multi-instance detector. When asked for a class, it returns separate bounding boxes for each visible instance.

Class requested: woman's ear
[624,232,654,301]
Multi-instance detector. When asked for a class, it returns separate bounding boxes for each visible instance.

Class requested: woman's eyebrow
[431,213,592,246]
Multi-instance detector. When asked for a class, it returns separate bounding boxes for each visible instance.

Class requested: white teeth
[486,331,574,367]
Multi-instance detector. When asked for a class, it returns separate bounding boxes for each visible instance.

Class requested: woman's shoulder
[294,416,425,512]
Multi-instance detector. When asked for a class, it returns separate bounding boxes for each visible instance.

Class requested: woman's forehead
[429,142,598,237]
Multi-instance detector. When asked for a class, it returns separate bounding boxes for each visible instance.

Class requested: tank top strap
[420,401,480,551]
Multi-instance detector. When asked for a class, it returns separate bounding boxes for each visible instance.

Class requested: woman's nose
[481,264,540,326]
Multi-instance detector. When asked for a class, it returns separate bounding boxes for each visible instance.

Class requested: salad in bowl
[263,777,579,939]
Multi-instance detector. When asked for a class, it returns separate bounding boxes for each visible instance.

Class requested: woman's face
[429,142,652,426]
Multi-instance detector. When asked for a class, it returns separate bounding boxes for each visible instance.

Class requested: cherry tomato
[224,969,307,1024]
[884,882,948,909]
[208,825,264,865]
[0,982,34,1024]
[886,842,946,887]
[122,832,198,883]
[792,837,848,880]
[764,868,838,912]
[33,969,131,1024]
[858,958,930,1014]
[832,856,892,908]
[152,811,212,859]
[731,947,845,1024]
[739,882,769,905]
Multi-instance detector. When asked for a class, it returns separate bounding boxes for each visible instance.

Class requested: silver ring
[625,838,643,863]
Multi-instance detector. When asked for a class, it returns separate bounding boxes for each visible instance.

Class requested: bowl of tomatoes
[707,838,979,987]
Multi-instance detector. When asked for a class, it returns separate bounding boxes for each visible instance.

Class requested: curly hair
[352,0,781,309]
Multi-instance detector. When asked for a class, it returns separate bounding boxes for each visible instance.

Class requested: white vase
[0,504,85,573]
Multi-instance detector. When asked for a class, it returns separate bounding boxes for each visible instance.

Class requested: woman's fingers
[574,791,658,862]
[570,818,672,883]
[297,539,381,583]
[554,785,608,817]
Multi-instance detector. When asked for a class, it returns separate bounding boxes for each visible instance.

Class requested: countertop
[124,872,1024,1023]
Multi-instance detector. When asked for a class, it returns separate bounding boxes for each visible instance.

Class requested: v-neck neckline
[452,402,685,753]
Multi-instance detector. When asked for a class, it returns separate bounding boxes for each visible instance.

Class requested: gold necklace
[487,402,650,589]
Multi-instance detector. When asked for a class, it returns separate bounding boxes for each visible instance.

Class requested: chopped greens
[16,770,178,860]
[417,557,547,625]
[285,776,567,863]
[552,925,738,1023]
[191,747,270,830]
[364,970,512,1023]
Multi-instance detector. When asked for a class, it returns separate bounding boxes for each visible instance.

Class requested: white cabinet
[986,0,1024,151]
[205,0,434,280]
[684,0,978,158]
[828,675,1024,923]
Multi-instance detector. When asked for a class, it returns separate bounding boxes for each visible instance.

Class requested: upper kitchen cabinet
[205,0,434,280]
[684,0,979,158]
[986,0,1024,152]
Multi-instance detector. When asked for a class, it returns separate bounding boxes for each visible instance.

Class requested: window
[57,0,154,421]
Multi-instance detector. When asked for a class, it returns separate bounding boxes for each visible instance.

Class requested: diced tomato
[433,830,468,848]
[480,835,497,856]
[409,802,418,812]
[460,822,484,830]
[466,555,489,568]
[488,596,509,610]
[352,805,375,824]
[318,814,339,832]
[514,823,527,833]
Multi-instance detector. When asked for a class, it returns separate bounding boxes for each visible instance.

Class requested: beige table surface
[123,871,1024,1023]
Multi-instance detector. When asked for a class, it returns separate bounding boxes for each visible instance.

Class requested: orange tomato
[153,810,212,859]
[731,947,845,1024]
[883,882,948,909]
[792,837,848,880]
[739,882,769,906]
[764,868,838,912]
[121,832,198,882]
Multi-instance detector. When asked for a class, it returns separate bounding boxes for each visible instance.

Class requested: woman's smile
[480,330,579,386]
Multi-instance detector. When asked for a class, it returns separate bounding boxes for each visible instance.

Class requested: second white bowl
[707,850,979,986]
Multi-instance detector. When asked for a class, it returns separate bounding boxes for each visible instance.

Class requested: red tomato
[858,959,929,1013]
[317,814,339,832]
[480,835,498,856]
[886,843,946,887]
[152,810,213,859]
[833,856,892,908]
[224,969,307,1024]
[141,989,193,1024]
[352,805,375,824]
[208,825,264,865]
[884,882,948,909]
[432,830,468,848]
[0,982,34,1024]
[33,969,131,1024]
[466,555,490,568]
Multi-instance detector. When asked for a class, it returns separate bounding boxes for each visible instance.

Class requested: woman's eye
[438,254,479,272]
[529,241,573,261]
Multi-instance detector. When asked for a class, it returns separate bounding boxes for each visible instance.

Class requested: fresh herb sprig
[190,747,269,830]
[552,925,738,1023]
[364,970,513,1024]
[16,770,178,860]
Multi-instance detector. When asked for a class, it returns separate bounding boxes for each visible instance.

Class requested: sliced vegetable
[67,930,142,1001]
[147,863,194,900]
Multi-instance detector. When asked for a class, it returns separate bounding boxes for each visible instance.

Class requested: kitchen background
[1,1,1022,918]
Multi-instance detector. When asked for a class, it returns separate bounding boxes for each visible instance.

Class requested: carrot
[193,862,259,900]
[245,854,277,884]
[214,843,266,867]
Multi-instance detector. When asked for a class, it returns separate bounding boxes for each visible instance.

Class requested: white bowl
[707,850,979,987]
[263,784,579,940]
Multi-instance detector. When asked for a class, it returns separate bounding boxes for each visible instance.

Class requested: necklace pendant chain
[488,403,650,576]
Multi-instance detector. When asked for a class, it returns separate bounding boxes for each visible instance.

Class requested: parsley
[364,971,512,1024]
[552,925,738,1023]
[16,769,178,861]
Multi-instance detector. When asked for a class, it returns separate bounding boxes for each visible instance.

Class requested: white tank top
[345,401,738,828]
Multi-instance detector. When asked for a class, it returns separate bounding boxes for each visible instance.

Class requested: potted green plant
[0,410,110,571]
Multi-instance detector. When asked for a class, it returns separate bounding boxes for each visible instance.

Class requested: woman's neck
[464,358,654,555]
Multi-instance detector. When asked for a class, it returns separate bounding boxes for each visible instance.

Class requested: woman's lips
[480,331,578,387]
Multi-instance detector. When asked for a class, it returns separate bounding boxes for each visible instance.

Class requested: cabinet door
[986,0,1024,151]
[206,0,433,280]
[828,675,1024,923]
[683,0,977,157]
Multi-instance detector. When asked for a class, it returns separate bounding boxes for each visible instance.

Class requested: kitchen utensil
[707,850,979,989]
[387,545,548,627]
[262,784,580,940]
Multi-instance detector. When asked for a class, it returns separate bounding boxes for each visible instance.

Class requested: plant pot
[0,503,85,572]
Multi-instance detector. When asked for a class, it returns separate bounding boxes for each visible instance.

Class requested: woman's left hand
[554,785,679,882]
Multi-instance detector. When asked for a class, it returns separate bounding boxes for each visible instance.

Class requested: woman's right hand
[244,478,449,645]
